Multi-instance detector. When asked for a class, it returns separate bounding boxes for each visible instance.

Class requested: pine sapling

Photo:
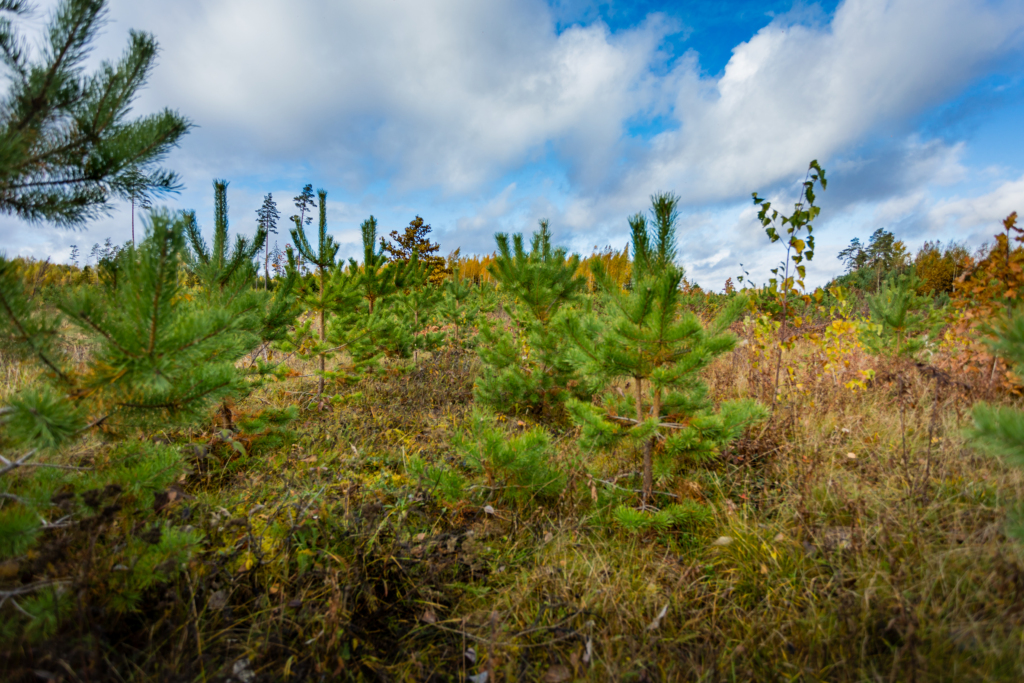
[0,0,192,228]
[475,220,587,417]
[1,212,269,600]
[325,216,423,382]
[863,271,942,359]
[289,189,341,395]
[454,412,566,506]
[437,266,480,347]
[399,257,444,364]
[562,193,767,504]
[972,306,1024,540]
[184,179,267,293]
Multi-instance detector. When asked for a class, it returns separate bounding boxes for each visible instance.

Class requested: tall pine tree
[256,193,281,290]
[120,166,170,246]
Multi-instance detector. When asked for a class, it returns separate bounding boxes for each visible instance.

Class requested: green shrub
[457,413,566,505]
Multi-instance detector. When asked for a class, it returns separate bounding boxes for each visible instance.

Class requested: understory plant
[949,212,1024,386]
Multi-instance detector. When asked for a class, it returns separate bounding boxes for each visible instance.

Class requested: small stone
[543,665,571,682]
[232,658,255,683]
[712,536,733,547]
[208,589,229,610]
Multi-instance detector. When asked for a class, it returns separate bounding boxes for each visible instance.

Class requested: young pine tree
[437,266,480,347]
[340,217,422,362]
[475,220,587,417]
[561,193,766,503]
[184,181,297,367]
[319,218,413,384]
[289,189,340,396]
[184,180,267,292]
[399,257,445,364]
[0,210,262,453]
[349,216,406,313]
[0,211,270,630]
[972,306,1024,540]
[863,271,942,359]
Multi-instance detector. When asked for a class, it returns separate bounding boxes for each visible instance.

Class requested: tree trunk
[318,267,326,396]
[772,292,787,410]
[634,377,654,503]
[643,387,662,504]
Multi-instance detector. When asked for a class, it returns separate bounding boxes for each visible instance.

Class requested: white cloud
[450,183,521,253]
[928,173,1024,235]
[103,0,676,194]
[632,0,1024,203]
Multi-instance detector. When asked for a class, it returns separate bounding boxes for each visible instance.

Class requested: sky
[2,0,1024,289]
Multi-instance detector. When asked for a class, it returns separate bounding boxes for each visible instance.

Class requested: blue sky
[2,0,1024,289]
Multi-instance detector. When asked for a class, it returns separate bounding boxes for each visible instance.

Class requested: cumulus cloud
[110,0,1024,203]
[102,0,677,194]
[928,173,1024,236]
[633,0,1024,203]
